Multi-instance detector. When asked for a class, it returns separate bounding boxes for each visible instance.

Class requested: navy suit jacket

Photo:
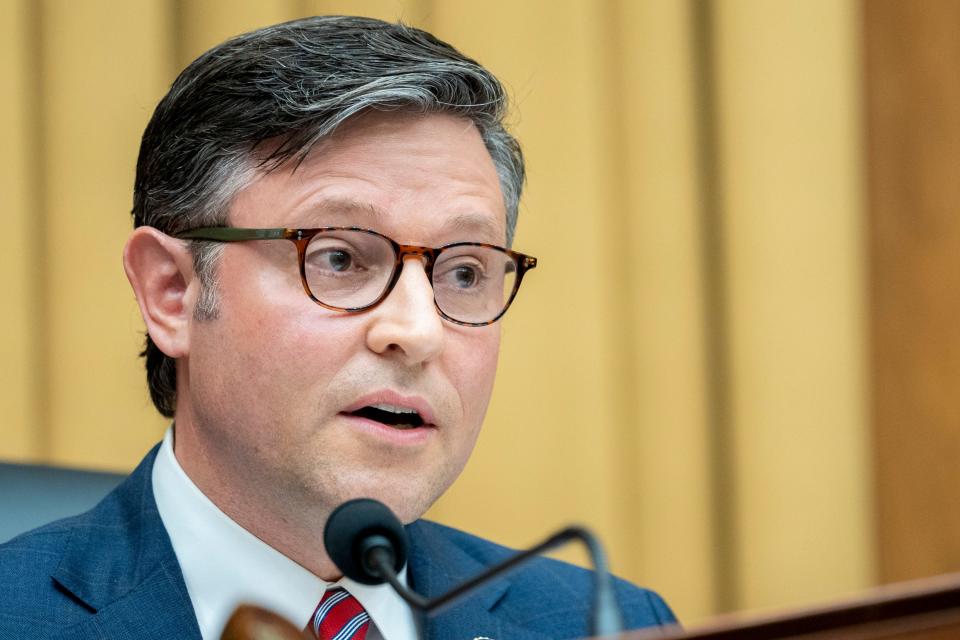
[0,447,676,639]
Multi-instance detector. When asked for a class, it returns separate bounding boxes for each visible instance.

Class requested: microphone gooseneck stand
[324,499,625,638]
[368,525,624,636]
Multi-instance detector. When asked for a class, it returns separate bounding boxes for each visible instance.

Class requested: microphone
[323,498,625,637]
[323,498,408,585]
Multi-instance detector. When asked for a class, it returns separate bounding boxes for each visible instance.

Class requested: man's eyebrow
[437,212,505,243]
[299,198,386,222]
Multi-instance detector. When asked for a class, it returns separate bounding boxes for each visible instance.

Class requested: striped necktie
[307,587,371,640]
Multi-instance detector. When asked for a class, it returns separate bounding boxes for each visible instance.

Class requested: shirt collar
[152,426,417,640]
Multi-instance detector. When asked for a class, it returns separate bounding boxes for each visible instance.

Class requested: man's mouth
[347,403,425,430]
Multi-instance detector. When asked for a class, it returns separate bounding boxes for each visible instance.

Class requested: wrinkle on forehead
[293,197,505,244]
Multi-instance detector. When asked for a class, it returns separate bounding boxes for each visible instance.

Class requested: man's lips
[340,391,438,428]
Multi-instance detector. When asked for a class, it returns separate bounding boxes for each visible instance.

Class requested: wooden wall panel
[0,0,41,462]
[864,0,960,583]
[41,0,172,469]
[711,0,873,611]
[612,0,716,620]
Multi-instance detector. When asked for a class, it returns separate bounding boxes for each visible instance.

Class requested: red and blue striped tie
[307,587,370,640]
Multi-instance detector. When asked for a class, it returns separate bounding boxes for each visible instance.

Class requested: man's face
[181,112,506,524]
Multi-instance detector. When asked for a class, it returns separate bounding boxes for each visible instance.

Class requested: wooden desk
[222,573,960,639]
[632,573,960,640]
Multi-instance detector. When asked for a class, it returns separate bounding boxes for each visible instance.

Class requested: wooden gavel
[220,604,311,640]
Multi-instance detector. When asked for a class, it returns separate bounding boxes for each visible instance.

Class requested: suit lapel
[51,446,201,640]
[406,521,552,640]
[60,565,200,640]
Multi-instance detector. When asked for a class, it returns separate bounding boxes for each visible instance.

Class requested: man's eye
[438,261,487,291]
[453,265,479,288]
[309,248,361,273]
[325,249,352,272]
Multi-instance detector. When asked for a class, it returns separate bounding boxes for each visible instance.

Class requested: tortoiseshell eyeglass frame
[174,226,538,327]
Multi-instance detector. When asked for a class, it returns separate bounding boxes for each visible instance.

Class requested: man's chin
[315,476,445,526]
[354,488,437,525]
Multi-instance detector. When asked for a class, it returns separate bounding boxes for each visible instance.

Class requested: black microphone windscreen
[324,498,408,585]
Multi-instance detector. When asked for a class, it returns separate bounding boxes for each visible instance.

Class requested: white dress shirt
[152,427,418,640]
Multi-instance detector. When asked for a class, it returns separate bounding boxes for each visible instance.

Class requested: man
[0,16,675,640]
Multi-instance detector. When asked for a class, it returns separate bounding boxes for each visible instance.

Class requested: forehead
[230,112,507,244]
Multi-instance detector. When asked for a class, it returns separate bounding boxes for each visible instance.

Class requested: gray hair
[133,15,525,417]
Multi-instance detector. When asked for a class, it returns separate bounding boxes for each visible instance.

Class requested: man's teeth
[369,403,418,415]
[350,404,425,428]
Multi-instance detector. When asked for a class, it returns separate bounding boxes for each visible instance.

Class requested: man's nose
[365,257,444,364]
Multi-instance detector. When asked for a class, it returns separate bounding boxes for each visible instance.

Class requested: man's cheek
[456,341,500,414]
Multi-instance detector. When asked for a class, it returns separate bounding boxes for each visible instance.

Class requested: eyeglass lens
[303,229,518,324]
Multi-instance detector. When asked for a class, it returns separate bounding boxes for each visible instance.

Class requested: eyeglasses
[175,227,538,326]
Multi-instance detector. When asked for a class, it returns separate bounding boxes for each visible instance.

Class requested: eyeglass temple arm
[175,227,290,241]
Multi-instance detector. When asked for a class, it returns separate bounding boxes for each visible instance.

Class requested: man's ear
[123,227,201,359]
